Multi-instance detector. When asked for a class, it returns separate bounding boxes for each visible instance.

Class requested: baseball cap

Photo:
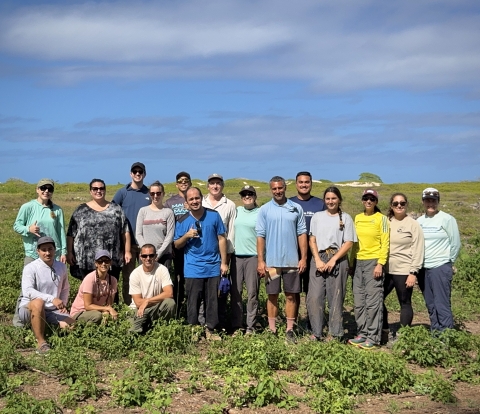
[208,173,224,182]
[362,189,379,199]
[37,178,55,188]
[94,249,112,261]
[37,236,56,248]
[239,185,256,196]
[131,162,146,173]
[176,171,191,181]
[422,187,440,200]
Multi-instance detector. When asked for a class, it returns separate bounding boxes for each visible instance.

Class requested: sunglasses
[392,201,407,207]
[423,192,439,198]
[241,193,255,197]
[195,220,203,237]
[362,196,377,202]
[96,258,111,264]
[141,253,156,259]
[91,186,106,192]
[177,179,190,184]
[150,192,163,197]
[132,169,144,175]
[39,185,54,193]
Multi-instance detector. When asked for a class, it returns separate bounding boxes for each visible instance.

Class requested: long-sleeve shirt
[388,216,424,275]
[417,211,461,268]
[20,259,69,310]
[202,195,236,254]
[13,199,67,260]
[135,206,175,258]
[354,212,390,265]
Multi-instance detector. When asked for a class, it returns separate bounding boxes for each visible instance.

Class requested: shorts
[265,269,300,295]
[18,305,72,326]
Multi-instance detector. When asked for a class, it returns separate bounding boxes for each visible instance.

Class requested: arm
[445,215,461,263]
[133,284,173,317]
[135,208,146,249]
[309,235,326,273]
[66,212,77,265]
[174,226,197,249]
[22,268,55,304]
[374,215,390,278]
[226,203,236,255]
[66,236,76,265]
[56,269,70,313]
[157,210,175,258]
[57,208,67,263]
[123,231,132,264]
[324,241,353,273]
[256,236,267,277]
[84,292,118,318]
[218,233,228,275]
[297,233,308,273]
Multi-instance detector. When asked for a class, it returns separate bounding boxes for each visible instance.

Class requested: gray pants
[306,257,348,338]
[230,255,259,330]
[129,298,176,334]
[72,310,104,325]
[353,259,384,344]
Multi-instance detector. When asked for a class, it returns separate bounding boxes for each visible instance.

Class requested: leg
[391,275,413,327]
[244,256,260,331]
[430,263,454,331]
[121,244,140,306]
[25,299,47,346]
[382,273,395,330]
[230,255,245,330]
[172,246,186,318]
[306,262,326,338]
[364,260,384,345]
[352,261,367,338]
[266,276,281,332]
[326,259,348,338]
[205,276,220,331]
[73,310,103,325]
[146,298,176,324]
[420,268,439,331]
[284,271,301,332]
[185,278,204,326]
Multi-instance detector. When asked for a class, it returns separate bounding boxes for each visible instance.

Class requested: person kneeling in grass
[129,244,176,333]
[18,236,74,354]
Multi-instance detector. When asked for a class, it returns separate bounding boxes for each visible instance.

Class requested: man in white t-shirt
[129,244,176,333]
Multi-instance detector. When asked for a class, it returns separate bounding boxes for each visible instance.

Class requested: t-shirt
[388,216,424,275]
[129,262,173,310]
[174,209,226,278]
[354,212,390,265]
[202,195,236,254]
[417,211,461,268]
[310,211,357,251]
[256,199,306,267]
[164,194,189,218]
[234,206,259,256]
[70,270,118,316]
[289,196,326,233]
[135,206,175,257]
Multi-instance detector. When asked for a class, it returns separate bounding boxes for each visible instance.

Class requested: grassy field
[0,178,480,413]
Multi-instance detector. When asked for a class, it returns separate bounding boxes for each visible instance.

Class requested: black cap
[131,162,146,173]
[176,171,191,181]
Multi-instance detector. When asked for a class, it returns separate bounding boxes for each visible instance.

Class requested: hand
[137,300,148,318]
[315,258,326,273]
[60,255,67,264]
[324,257,337,273]
[106,306,118,320]
[257,260,267,278]
[52,298,67,313]
[186,227,199,239]
[66,252,76,265]
[29,221,41,237]
[297,258,307,274]
[373,264,383,279]
[124,251,132,264]
[220,263,229,276]
[406,274,416,288]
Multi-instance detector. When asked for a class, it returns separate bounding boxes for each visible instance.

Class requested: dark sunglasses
[195,220,203,237]
[150,192,163,197]
[39,185,54,193]
[241,192,255,197]
[362,196,377,202]
[132,169,144,175]
[423,191,439,198]
[91,186,106,192]
[392,201,407,207]
[141,253,156,259]
[177,179,190,184]
[96,258,111,264]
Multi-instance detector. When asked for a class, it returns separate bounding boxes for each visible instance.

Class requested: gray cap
[37,236,56,248]
[207,173,224,182]
[37,178,54,187]
[422,187,440,200]
[95,249,112,261]
[239,185,256,195]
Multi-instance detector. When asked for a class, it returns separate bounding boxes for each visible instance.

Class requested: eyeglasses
[91,187,106,192]
[132,169,144,175]
[362,196,377,202]
[96,258,111,264]
[39,185,54,193]
[195,220,203,237]
[177,179,190,184]
[150,192,163,197]
[141,254,156,259]
[392,201,407,207]
[241,193,255,197]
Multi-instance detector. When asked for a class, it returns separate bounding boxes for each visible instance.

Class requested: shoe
[285,330,297,344]
[348,336,366,347]
[245,328,255,335]
[36,342,51,355]
[381,329,390,345]
[308,334,320,341]
[232,328,243,337]
[386,332,398,349]
[358,340,376,350]
[205,329,222,341]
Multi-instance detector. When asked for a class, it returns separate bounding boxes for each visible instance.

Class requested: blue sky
[1,0,479,185]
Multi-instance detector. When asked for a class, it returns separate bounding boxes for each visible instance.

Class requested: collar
[272,198,299,213]
[126,183,147,192]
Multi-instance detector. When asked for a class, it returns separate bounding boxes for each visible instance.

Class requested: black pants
[185,276,220,331]
[172,246,185,318]
[382,273,413,329]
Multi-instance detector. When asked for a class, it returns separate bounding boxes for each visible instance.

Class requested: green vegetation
[358,172,383,183]
[0,178,480,412]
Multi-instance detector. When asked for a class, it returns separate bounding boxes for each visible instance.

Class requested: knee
[28,298,46,312]
[285,293,296,303]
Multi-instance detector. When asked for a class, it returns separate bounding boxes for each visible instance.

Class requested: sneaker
[358,340,376,350]
[36,342,51,355]
[245,328,255,335]
[308,334,320,341]
[285,330,297,344]
[348,336,366,347]
[205,329,222,341]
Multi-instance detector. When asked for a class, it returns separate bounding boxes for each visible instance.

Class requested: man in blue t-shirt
[174,187,228,338]
[289,171,326,322]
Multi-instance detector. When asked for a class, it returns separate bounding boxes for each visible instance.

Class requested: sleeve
[377,215,390,265]
[157,210,175,258]
[309,213,319,237]
[66,208,78,238]
[112,188,124,206]
[128,269,142,296]
[226,203,236,254]
[13,203,31,236]
[22,266,55,304]
[174,220,185,241]
[296,206,307,236]
[110,276,118,295]
[410,219,425,273]
[445,215,461,262]
[160,266,173,288]
[81,273,95,295]
[216,213,227,236]
[120,209,129,234]
[59,267,70,304]
[57,208,67,256]
[343,214,358,243]
[135,208,146,248]
[255,208,266,238]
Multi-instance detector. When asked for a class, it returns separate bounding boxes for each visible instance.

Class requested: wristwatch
[411,271,418,276]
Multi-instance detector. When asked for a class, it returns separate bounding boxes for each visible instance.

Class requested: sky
[1,0,479,185]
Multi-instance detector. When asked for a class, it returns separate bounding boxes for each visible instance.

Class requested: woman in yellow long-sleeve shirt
[348,189,389,349]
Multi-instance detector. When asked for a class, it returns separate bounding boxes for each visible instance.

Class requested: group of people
[13,164,461,353]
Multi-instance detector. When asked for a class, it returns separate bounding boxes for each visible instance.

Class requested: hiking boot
[285,329,297,344]
[245,328,255,335]
[205,329,222,341]
[36,342,51,355]
[348,336,366,347]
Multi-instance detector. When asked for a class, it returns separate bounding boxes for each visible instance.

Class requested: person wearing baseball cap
[113,162,151,305]
[349,189,389,349]
[230,185,260,334]
[70,249,119,324]
[17,236,74,354]
[417,187,461,332]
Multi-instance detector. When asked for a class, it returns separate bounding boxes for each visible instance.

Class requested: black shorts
[265,269,301,294]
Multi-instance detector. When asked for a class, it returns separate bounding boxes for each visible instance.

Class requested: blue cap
[94,249,112,261]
